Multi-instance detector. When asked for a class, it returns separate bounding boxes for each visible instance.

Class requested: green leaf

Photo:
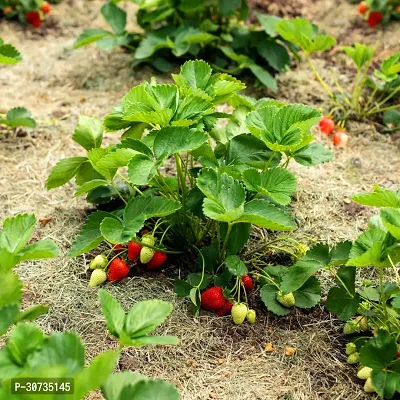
[351,185,400,208]
[293,143,333,166]
[0,43,22,64]
[126,336,179,346]
[101,2,127,35]
[256,13,282,36]
[224,223,251,256]
[293,276,321,309]
[343,43,375,70]
[7,323,45,366]
[0,349,22,379]
[125,300,173,338]
[18,240,60,262]
[0,213,36,255]
[135,33,174,59]
[197,170,245,223]
[257,40,290,72]
[225,255,248,277]
[72,115,104,151]
[68,211,114,257]
[128,155,155,185]
[124,196,181,220]
[371,368,400,399]
[93,148,138,179]
[248,64,277,93]
[360,330,397,370]
[153,127,208,159]
[0,271,23,307]
[179,60,212,90]
[28,331,85,375]
[99,289,126,338]
[74,350,120,400]
[15,305,48,323]
[276,18,336,53]
[174,279,193,297]
[118,379,180,400]
[5,107,36,128]
[219,0,240,15]
[74,29,115,49]
[380,208,400,239]
[100,215,145,244]
[75,179,108,197]
[102,371,148,400]
[47,157,88,189]
[326,287,360,321]
[235,199,296,231]
[260,284,289,316]
[242,167,297,205]
[0,305,19,335]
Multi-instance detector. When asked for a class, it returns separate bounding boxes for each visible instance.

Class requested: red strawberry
[397,351,400,358]
[40,2,51,14]
[358,1,368,14]
[26,11,41,27]
[201,286,226,311]
[147,251,167,270]
[107,258,130,282]
[113,244,125,253]
[242,275,254,291]
[368,11,383,27]
[128,242,142,262]
[319,117,335,135]
[332,131,349,147]
[216,300,233,316]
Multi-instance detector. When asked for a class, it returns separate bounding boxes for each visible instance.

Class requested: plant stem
[131,238,183,255]
[220,223,233,261]
[116,172,143,196]
[305,53,335,99]
[367,87,400,114]
[110,182,127,205]
[367,102,400,115]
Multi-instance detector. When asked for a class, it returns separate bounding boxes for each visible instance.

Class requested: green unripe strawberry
[346,342,357,355]
[89,269,107,287]
[364,377,376,393]
[277,292,295,308]
[231,303,248,325]
[89,254,108,270]
[246,309,256,324]
[142,234,155,246]
[357,366,372,380]
[347,352,360,364]
[140,247,155,264]
[343,321,359,335]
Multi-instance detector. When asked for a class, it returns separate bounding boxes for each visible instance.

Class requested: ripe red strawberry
[358,1,368,14]
[368,11,383,27]
[201,286,226,311]
[113,244,125,253]
[397,351,400,358]
[216,300,233,316]
[332,131,349,147]
[147,251,167,270]
[242,275,254,291]
[26,11,41,27]
[40,2,51,14]
[128,242,142,262]
[107,258,130,282]
[319,117,335,135]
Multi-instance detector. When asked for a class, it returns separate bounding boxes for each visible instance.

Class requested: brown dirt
[1,0,399,399]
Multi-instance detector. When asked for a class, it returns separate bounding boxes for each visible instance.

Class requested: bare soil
[1,0,400,399]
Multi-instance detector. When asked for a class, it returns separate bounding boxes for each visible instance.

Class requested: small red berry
[332,131,349,147]
[107,258,130,282]
[358,2,368,14]
[127,242,142,262]
[397,351,400,358]
[113,244,125,253]
[147,251,167,270]
[4,6,13,14]
[319,117,335,135]
[216,301,233,316]
[368,11,383,27]
[242,275,254,291]
[201,286,226,311]
[40,2,51,14]
[26,11,41,27]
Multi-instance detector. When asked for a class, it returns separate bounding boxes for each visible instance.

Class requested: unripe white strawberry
[346,342,357,355]
[231,303,248,325]
[364,377,376,393]
[347,352,360,364]
[357,366,372,380]
[140,247,155,264]
[89,269,107,287]
[142,234,155,246]
[277,292,295,308]
[246,309,256,324]
[89,254,108,270]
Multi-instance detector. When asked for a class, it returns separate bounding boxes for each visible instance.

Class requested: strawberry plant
[356,0,400,27]
[0,0,51,27]
[0,39,37,131]
[276,18,400,131]
[47,60,332,319]
[0,213,181,399]
[72,0,298,92]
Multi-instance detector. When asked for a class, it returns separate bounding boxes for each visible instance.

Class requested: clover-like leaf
[74,29,115,49]
[72,115,104,151]
[351,186,400,208]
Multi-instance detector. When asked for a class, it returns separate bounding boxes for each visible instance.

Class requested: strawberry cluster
[357,2,384,28]
[87,232,168,287]
[2,1,51,28]
[318,116,349,148]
